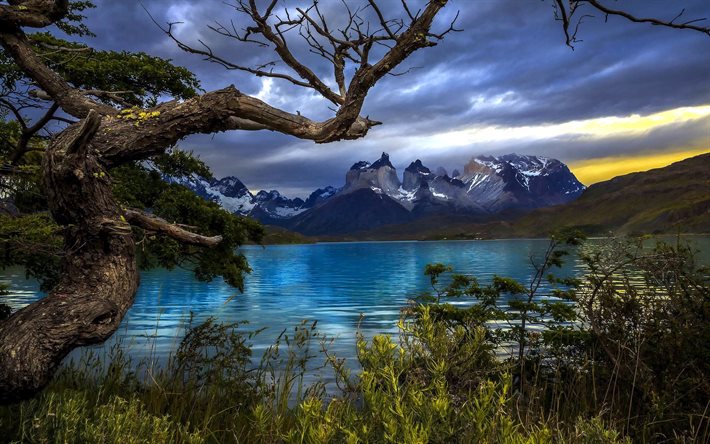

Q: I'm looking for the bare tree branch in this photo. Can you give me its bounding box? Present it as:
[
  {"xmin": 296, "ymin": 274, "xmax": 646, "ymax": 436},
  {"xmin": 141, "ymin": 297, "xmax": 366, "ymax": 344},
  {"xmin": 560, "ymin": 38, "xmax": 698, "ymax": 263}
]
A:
[
  {"xmin": 586, "ymin": 0, "xmax": 710, "ymax": 35},
  {"xmin": 554, "ymin": 0, "xmax": 710, "ymax": 48},
  {"xmin": 124, "ymin": 209, "xmax": 224, "ymax": 247}
]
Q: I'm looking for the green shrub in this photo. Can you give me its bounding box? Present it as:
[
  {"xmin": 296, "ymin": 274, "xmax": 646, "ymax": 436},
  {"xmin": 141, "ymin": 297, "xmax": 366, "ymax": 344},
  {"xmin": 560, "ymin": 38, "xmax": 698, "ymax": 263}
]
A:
[{"xmin": 12, "ymin": 391, "xmax": 204, "ymax": 444}]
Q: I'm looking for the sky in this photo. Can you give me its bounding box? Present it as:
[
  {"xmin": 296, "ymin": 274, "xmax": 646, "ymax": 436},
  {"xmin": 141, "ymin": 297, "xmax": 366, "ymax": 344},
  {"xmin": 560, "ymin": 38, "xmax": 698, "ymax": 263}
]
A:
[{"xmin": 76, "ymin": 0, "xmax": 710, "ymax": 197}]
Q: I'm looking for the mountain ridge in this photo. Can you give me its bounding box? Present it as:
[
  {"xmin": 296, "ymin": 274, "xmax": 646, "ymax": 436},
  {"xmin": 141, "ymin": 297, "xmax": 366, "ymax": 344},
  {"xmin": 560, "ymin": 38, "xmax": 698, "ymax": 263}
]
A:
[
  {"xmin": 174, "ymin": 152, "xmax": 586, "ymax": 235},
  {"xmin": 340, "ymin": 152, "xmax": 710, "ymax": 240}
]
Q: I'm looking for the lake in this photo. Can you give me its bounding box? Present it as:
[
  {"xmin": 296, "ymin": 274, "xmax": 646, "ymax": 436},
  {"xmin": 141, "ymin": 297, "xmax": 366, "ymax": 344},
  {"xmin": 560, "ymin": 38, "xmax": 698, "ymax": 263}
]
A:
[{"xmin": 3, "ymin": 237, "xmax": 709, "ymax": 363}]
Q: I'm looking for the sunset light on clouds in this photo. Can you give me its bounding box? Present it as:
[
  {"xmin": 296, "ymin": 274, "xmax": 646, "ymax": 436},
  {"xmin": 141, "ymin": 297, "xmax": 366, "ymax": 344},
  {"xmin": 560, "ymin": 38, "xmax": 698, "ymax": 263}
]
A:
[{"xmin": 569, "ymin": 147, "xmax": 710, "ymax": 185}]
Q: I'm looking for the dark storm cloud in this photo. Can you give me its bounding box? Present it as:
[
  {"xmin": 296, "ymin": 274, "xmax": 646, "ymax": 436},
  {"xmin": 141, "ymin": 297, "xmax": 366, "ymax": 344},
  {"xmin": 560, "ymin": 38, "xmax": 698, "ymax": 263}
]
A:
[{"xmin": 75, "ymin": 0, "xmax": 710, "ymax": 196}]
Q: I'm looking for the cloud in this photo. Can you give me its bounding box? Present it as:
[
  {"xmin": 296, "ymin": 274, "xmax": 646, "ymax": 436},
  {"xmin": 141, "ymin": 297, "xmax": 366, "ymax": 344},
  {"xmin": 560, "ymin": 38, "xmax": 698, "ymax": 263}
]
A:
[{"xmin": 74, "ymin": 0, "xmax": 710, "ymax": 197}]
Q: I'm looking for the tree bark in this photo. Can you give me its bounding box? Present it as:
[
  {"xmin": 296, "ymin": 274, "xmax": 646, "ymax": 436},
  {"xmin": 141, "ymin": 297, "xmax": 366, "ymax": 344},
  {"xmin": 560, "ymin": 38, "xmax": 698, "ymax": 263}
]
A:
[{"xmin": 0, "ymin": 112, "xmax": 140, "ymax": 403}]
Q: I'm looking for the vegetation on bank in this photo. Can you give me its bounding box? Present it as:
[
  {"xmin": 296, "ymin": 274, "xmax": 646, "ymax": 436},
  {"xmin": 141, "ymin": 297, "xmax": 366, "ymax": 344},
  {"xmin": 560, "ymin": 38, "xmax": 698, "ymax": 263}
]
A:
[
  {"xmin": 1, "ymin": 234, "xmax": 707, "ymax": 443},
  {"xmin": 258, "ymin": 226, "xmax": 317, "ymax": 245}
]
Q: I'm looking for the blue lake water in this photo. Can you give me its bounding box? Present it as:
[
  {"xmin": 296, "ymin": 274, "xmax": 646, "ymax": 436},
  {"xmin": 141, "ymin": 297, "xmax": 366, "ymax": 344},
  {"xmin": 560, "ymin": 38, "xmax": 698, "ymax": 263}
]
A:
[{"xmin": 3, "ymin": 237, "xmax": 709, "ymax": 363}]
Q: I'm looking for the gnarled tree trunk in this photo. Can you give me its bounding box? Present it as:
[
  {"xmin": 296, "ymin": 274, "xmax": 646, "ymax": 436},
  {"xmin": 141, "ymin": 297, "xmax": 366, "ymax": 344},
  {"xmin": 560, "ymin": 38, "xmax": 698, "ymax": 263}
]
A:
[{"xmin": 0, "ymin": 113, "xmax": 140, "ymax": 403}]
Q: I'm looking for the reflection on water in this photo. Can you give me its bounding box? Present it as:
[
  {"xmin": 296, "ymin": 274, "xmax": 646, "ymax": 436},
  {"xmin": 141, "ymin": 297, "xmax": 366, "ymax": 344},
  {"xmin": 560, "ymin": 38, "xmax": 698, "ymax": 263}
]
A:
[{"xmin": 2, "ymin": 237, "xmax": 709, "ymax": 363}]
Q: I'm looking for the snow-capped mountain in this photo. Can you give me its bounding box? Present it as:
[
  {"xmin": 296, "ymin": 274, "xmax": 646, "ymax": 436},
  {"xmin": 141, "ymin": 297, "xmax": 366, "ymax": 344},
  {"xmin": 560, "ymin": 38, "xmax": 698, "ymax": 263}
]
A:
[
  {"xmin": 343, "ymin": 153, "xmax": 401, "ymax": 197},
  {"xmin": 172, "ymin": 152, "xmax": 585, "ymax": 235},
  {"xmin": 460, "ymin": 154, "xmax": 586, "ymax": 211},
  {"xmin": 168, "ymin": 175, "xmax": 338, "ymax": 223},
  {"xmin": 328, "ymin": 152, "xmax": 584, "ymax": 213},
  {"xmin": 287, "ymin": 152, "xmax": 585, "ymax": 234}
]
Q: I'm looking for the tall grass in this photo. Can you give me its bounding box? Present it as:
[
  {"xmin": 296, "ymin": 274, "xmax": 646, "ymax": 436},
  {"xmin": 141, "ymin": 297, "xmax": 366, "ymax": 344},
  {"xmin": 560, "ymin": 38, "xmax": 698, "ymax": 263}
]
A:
[{"xmin": 1, "ymin": 311, "xmax": 632, "ymax": 443}]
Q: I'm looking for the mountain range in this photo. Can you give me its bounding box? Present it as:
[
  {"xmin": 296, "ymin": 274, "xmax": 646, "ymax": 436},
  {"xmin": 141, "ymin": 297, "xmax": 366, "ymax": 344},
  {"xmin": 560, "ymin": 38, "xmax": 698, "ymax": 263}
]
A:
[
  {"xmin": 346, "ymin": 152, "xmax": 710, "ymax": 240},
  {"xmin": 174, "ymin": 153, "xmax": 586, "ymax": 236}
]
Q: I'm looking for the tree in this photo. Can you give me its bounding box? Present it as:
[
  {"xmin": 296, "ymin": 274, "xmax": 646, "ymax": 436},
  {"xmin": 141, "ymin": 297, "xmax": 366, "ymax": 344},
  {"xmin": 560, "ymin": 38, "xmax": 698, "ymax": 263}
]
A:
[
  {"xmin": 0, "ymin": 12, "xmax": 230, "ymax": 287},
  {"xmin": 0, "ymin": 0, "xmax": 458, "ymax": 403},
  {"xmin": 0, "ymin": 5, "xmax": 259, "ymax": 323},
  {"xmin": 0, "ymin": 0, "xmax": 708, "ymax": 404}
]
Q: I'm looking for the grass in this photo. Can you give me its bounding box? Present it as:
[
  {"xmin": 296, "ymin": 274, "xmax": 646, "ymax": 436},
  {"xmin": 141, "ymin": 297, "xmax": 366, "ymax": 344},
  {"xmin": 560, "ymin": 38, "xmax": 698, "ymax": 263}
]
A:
[{"xmin": 0, "ymin": 313, "xmax": 636, "ymax": 444}]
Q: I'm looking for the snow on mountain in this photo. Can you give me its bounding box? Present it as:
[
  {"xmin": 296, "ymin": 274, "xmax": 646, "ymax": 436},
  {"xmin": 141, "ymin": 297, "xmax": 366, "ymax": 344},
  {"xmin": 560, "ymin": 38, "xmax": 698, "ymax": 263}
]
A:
[
  {"xmin": 343, "ymin": 152, "xmax": 401, "ymax": 197},
  {"xmin": 402, "ymin": 159, "xmax": 433, "ymax": 192},
  {"xmin": 461, "ymin": 154, "xmax": 586, "ymax": 210},
  {"xmin": 170, "ymin": 152, "xmax": 585, "ymax": 234},
  {"xmin": 332, "ymin": 152, "xmax": 585, "ymax": 214},
  {"xmin": 169, "ymin": 175, "xmax": 332, "ymax": 223},
  {"xmin": 302, "ymin": 186, "xmax": 339, "ymax": 209}
]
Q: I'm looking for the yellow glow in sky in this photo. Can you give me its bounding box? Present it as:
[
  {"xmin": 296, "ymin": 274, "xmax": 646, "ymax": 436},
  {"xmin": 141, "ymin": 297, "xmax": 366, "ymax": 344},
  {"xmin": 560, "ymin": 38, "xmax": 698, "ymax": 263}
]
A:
[
  {"xmin": 410, "ymin": 105, "xmax": 710, "ymax": 150},
  {"xmin": 566, "ymin": 106, "xmax": 710, "ymax": 135},
  {"xmin": 569, "ymin": 148, "xmax": 710, "ymax": 186}
]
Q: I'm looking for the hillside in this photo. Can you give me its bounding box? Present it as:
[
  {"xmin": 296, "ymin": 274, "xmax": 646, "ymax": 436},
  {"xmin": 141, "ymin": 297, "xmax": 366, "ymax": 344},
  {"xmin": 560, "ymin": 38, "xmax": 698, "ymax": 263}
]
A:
[{"xmin": 509, "ymin": 152, "xmax": 710, "ymax": 237}]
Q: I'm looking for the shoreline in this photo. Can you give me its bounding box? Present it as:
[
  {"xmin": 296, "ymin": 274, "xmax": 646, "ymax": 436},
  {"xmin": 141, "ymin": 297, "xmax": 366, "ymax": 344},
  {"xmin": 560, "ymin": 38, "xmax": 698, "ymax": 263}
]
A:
[{"xmin": 252, "ymin": 231, "xmax": 710, "ymax": 246}]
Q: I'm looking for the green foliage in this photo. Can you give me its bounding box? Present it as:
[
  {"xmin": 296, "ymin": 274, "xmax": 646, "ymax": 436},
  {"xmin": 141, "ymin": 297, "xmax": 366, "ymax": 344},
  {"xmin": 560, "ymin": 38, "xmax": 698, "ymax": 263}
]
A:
[
  {"xmin": 574, "ymin": 238, "xmax": 710, "ymax": 439},
  {"xmin": 111, "ymin": 151, "xmax": 264, "ymax": 290},
  {"xmin": 14, "ymin": 391, "xmax": 205, "ymax": 444},
  {"xmin": 416, "ymin": 230, "xmax": 587, "ymax": 369},
  {"xmin": 55, "ymin": 1, "xmax": 97, "ymax": 37},
  {"xmin": 0, "ymin": 120, "xmax": 48, "ymax": 213},
  {"xmin": 414, "ymin": 235, "xmax": 710, "ymax": 441},
  {"xmin": 0, "ymin": 312, "xmax": 632, "ymax": 443},
  {"xmin": 0, "ymin": 213, "xmax": 61, "ymax": 290},
  {"xmin": 2, "ymin": 120, "xmax": 262, "ymax": 290},
  {"xmin": 0, "ymin": 33, "xmax": 200, "ymax": 107},
  {"xmin": 152, "ymin": 148, "xmax": 213, "ymax": 181}
]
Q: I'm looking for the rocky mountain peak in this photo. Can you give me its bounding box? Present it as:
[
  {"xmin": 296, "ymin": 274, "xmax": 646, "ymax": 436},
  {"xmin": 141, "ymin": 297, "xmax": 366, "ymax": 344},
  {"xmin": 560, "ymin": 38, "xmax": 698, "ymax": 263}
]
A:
[
  {"xmin": 350, "ymin": 160, "xmax": 371, "ymax": 171},
  {"xmin": 370, "ymin": 152, "xmax": 394, "ymax": 169},
  {"xmin": 403, "ymin": 159, "xmax": 433, "ymax": 192},
  {"xmin": 405, "ymin": 159, "xmax": 431, "ymax": 174},
  {"xmin": 173, "ymin": 151, "xmax": 587, "ymax": 236},
  {"xmin": 303, "ymin": 186, "xmax": 339, "ymax": 209},
  {"xmin": 211, "ymin": 176, "xmax": 250, "ymax": 198},
  {"xmin": 460, "ymin": 154, "xmax": 585, "ymax": 211},
  {"xmin": 255, "ymin": 190, "xmax": 282, "ymax": 201},
  {"xmin": 344, "ymin": 152, "xmax": 401, "ymax": 195}
]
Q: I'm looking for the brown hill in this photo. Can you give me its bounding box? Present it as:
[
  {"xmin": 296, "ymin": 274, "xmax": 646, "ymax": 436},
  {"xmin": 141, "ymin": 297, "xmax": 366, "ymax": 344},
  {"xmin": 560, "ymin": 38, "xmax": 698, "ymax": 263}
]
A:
[{"xmin": 508, "ymin": 152, "xmax": 710, "ymax": 237}]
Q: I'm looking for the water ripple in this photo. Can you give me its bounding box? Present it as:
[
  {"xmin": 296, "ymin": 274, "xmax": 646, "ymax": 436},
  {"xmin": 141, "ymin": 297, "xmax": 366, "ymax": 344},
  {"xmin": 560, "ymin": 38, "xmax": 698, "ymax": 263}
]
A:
[{"xmin": 3, "ymin": 238, "xmax": 708, "ymax": 362}]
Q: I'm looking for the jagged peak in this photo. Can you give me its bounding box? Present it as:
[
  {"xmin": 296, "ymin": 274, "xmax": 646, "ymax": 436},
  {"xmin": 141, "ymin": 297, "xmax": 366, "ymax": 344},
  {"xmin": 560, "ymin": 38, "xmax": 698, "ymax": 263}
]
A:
[
  {"xmin": 212, "ymin": 175, "xmax": 247, "ymax": 188},
  {"xmin": 350, "ymin": 160, "xmax": 371, "ymax": 170},
  {"xmin": 256, "ymin": 189, "xmax": 282, "ymax": 200},
  {"xmin": 307, "ymin": 186, "xmax": 338, "ymax": 199},
  {"xmin": 405, "ymin": 159, "xmax": 431, "ymax": 174},
  {"xmin": 469, "ymin": 153, "xmax": 564, "ymax": 177},
  {"xmin": 370, "ymin": 152, "xmax": 394, "ymax": 169}
]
